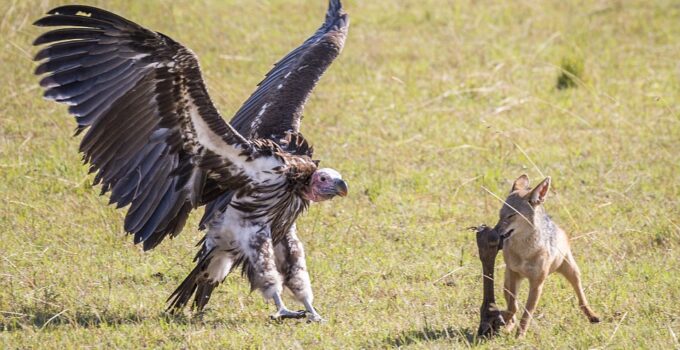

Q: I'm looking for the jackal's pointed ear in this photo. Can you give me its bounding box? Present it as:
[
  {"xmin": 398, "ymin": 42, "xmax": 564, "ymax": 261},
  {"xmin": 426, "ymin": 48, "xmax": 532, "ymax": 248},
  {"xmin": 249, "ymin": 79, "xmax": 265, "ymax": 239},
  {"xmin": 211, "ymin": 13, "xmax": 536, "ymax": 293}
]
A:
[
  {"xmin": 530, "ymin": 177, "xmax": 551, "ymax": 205},
  {"xmin": 511, "ymin": 174, "xmax": 530, "ymax": 193}
]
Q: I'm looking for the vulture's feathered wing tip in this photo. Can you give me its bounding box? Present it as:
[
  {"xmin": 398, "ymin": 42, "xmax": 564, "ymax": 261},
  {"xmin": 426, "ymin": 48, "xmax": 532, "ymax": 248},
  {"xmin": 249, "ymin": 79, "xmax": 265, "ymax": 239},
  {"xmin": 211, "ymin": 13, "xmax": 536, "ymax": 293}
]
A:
[
  {"xmin": 38, "ymin": 5, "xmax": 134, "ymax": 25},
  {"xmin": 328, "ymin": 0, "xmax": 343, "ymax": 15},
  {"xmin": 228, "ymin": 0, "xmax": 349, "ymax": 139},
  {"xmin": 32, "ymin": 5, "xmax": 139, "ymax": 47},
  {"xmin": 326, "ymin": 0, "xmax": 349, "ymax": 30},
  {"xmin": 329, "ymin": 0, "xmax": 346, "ymax": 13}
]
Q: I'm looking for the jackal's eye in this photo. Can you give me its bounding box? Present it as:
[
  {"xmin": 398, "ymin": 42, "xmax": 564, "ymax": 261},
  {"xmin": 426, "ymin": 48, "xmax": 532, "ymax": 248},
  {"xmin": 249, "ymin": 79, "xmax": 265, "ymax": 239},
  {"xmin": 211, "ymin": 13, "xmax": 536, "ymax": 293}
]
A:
[{"xmin": 506, "ymin": 213, "xmax": 517, "ymax": 219}]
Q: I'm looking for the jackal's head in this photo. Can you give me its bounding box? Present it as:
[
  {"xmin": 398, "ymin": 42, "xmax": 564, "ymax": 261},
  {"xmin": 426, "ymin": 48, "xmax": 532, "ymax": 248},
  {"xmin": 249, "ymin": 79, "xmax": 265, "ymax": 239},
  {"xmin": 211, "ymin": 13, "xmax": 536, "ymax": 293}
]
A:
[{"xmin": 493, "ymin": 174, "xmax": 551, "ymax": 238}]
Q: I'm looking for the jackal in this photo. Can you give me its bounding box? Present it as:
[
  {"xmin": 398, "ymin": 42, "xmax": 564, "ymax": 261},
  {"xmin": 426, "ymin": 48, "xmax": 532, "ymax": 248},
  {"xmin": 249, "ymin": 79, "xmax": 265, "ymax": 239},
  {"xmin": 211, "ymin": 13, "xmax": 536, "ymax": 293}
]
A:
[{"xmin": 492, "ymin": 175, "xmax": 600, "ymax": 337}]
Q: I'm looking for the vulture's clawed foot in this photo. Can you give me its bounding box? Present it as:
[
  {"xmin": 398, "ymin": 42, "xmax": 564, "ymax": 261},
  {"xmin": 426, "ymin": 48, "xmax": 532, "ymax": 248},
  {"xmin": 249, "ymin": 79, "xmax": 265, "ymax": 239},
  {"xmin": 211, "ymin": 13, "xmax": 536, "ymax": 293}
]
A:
[
  {"xmin": 306, "ymin": 312, "xmax": 325, "ymax": 323},
  {"xmin": 270, "ymin": 308, "xmax": 306, "ymax": 321}
]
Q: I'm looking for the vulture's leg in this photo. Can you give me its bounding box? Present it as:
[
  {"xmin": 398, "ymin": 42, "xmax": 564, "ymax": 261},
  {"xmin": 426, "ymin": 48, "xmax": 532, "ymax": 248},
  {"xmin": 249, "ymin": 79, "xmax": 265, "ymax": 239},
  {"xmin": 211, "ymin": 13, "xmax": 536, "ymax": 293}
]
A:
[
  {"xmin": 274, "ymin": 225, "xmax": 323, "ymax": 322},
  {"xmin": 243, "ymin": 227, "xmax": 304, "ymax": 320},
  {"xmin": 271, "ymin": 294, "xmax": 305, "ymax": 320}
]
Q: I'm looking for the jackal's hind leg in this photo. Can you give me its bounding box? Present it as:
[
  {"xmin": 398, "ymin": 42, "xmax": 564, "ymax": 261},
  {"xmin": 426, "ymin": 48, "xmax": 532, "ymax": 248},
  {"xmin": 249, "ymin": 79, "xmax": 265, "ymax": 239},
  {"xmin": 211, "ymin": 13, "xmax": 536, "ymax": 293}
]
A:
[{"xmin": 557, "ymin": 253, "xmax": 600, "ymax": 323}]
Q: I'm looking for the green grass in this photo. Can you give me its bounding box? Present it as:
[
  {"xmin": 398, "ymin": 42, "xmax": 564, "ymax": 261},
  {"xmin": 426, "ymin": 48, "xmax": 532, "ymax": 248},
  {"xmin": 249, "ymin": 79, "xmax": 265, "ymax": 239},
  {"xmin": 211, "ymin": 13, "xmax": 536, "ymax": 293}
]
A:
[{"xmin": 2, "ymin": 0, "xmax": 680, "ymax": 348}]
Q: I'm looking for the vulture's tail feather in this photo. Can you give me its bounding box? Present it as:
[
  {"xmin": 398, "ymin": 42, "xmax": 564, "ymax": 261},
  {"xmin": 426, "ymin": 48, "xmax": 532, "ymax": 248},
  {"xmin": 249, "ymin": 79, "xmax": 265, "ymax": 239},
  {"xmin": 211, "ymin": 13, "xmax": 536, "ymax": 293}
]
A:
[{"xmin": 166, "ymin": 248, "xmax": 219, "ymax": 313}]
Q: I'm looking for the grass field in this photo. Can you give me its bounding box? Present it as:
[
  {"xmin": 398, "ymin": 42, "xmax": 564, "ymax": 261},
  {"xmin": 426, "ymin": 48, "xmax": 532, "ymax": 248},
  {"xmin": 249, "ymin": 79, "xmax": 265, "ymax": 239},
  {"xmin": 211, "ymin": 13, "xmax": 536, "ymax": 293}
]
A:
[{"xmin": 2, "ymin": 0, "xmax": 680, "ymax": 348}]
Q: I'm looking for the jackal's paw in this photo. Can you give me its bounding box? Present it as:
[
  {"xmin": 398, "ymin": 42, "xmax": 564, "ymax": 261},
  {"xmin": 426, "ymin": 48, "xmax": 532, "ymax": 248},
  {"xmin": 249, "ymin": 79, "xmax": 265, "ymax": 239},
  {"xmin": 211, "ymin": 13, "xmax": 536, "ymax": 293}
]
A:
[
  {"xmin": 270, "ymin": 309, "xmax": 306, "ymax": 321},
  {"xmin": 589, "ymin": 315, "xmax": 601, "ymax": 324},
  {"xmin": 501, "ymin": 311, "xmax": 516, "ymax": 332}
]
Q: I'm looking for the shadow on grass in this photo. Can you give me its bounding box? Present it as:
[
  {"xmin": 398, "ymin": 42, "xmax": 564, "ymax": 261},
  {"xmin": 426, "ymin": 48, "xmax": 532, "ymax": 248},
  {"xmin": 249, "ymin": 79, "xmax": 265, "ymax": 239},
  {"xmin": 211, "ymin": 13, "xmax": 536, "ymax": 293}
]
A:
[
  {"xmin": 0, "ymin": 307, "xmax": 207, "ymax": 332},
  {"xmin": 384, "ymin": 325, "xmax": 477, "ymax": 347}
]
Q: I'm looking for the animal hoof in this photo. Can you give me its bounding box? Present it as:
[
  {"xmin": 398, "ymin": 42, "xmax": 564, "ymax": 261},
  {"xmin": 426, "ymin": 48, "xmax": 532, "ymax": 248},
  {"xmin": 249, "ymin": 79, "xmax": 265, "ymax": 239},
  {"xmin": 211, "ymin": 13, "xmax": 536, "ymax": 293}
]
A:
[
  {"xmin": 478, "ymin": 320, "xmax": 502, "ymax": 338},
  {"xmin": 589, "ymin": 315, "xmax": 601, "ymax": 324},
  {"xmin": 478, "ymin": 306, "xmax": 505, "ymax": 337}
]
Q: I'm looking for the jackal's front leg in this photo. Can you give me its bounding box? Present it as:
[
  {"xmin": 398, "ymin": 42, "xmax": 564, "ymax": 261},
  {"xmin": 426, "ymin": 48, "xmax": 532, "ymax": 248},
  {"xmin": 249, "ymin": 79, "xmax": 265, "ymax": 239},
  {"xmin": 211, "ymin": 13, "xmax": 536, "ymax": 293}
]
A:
[
  {"xmin": 502, "ymin": 269, "xmax": 522, "ymax": 332},
  {"xmin": 517, "ymin": 277, "xmax": 545, "ymax": 337},
  {"xmin": 275, "ymin": 225, "xmax": 323, "ymax": 322}
]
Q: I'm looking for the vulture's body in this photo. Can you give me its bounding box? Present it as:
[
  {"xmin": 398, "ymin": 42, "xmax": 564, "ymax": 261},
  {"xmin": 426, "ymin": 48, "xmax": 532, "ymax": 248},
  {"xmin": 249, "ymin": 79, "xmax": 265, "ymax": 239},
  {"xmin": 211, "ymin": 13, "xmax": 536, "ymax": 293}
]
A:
[{"xmin": 33, "ymin": 1, "xmax": 349, "ymax": 321}]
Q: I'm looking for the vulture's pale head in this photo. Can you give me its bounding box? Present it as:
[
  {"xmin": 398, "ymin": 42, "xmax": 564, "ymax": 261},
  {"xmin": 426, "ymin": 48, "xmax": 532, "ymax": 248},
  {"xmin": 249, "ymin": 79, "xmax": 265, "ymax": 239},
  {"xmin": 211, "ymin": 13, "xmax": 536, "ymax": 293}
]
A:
[{"xmin": 303, "ymin": 168, "xmax": 348, "ymax": 202}]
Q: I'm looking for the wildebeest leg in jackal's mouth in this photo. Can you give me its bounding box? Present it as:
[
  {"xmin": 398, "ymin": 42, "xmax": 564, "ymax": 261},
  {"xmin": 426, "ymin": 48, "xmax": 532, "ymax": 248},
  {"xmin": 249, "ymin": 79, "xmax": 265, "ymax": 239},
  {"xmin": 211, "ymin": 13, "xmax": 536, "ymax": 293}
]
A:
[{"xmin": 473, "ymin": 224, "xmax": 505, "ymax": 338}]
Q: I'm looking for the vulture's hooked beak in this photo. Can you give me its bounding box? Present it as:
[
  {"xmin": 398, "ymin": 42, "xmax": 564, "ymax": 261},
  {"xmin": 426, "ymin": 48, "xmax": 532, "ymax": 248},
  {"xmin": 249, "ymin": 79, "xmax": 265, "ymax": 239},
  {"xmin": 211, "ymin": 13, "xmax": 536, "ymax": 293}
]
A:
[{"xmin": 334, "ymin": 179, "xmax": 348, "ymax": 197}]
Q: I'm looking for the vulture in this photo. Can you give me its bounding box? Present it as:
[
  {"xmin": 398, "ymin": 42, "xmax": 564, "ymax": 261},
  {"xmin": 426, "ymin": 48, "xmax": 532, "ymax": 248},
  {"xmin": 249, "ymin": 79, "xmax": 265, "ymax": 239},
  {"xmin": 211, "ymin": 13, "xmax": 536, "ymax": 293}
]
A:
[{"xmin": 32, "ymin": 0, "xmax": 349, "ymax": 322}]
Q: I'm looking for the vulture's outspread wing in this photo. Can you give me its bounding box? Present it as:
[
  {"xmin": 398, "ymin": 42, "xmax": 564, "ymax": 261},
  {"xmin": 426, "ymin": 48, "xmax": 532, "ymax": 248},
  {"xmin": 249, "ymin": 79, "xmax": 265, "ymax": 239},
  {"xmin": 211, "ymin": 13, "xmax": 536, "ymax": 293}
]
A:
[
  {"xmin": 198, "ymin": 0, "xmax": 349, "ymax": 231},
  {"xmin": 33, "ymin": 5, "xmax": 271, "ymax": 250},
  {"xmin": 229, "ymin": 0, "xmax": 349, "ymax": 138}
]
